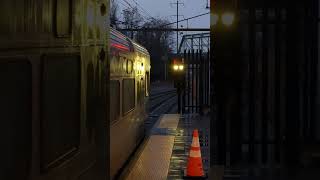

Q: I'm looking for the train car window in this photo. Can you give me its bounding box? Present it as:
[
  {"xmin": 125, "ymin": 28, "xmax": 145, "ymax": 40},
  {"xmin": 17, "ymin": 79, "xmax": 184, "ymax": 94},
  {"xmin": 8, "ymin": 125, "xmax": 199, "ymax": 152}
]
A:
[
  {"xmin": 121, "ymin": 57, "xmax": 126, "ymax": 72},
  {"xmin": 137, "ymin": 81, "xmax": 141, "ymax": 103},
  {"xmin": 110, "ymin": 56, "xmax": 118, "ymax": 73},
  {"xmin": 41, "ymin": 55, "xmax": 80, "ymax": 171},
  {"xmin": 137, "ymin": 79, "xmax": 145, "ymax": 104},
  {"xmin": 141, "ymin": 78, "xmax": 145, "ymax": 101},
  {"xmin": 110, "ymin": 80, "xmax": 120, "ymax": 123},
  {"xmin": 0, "ymin": 60, "xmax": 31, "ymax": 180},
  {"xmin": 56, "ymin": 0, "xmax": 72, "ymax": 37},
  {"xmin": 123, "ymin": 79, "xmax": 135, "ymax": 114},
  {"xmin": 145, "ymin": 72, "xmax": 150, "ymax": 97},
  {"xmin": 127, "ymin": 60, "xmax": 133, "ymax": 74},
  {"xmin": 119, "ymin": 56, "xmax": 126, "ymax": 72}
]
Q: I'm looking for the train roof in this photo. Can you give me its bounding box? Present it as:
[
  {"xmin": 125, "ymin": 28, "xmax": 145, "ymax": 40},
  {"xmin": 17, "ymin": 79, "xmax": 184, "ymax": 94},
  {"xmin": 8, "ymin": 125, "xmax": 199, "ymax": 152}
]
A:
[
  {"xmin": 110, "ymin": 27, "xmax": 149, "ymax": 56},
  {"xmin": 131, "ymin": 41, "xmax": 150, "ymax": 57},
  {"xmin": 110, "ymin": 27, "xmax": 132, "ymax": 51}
]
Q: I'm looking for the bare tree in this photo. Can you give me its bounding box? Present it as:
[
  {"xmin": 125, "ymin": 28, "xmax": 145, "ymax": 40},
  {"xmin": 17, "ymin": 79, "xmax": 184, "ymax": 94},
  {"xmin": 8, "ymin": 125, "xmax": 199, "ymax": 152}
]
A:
[
  {"xmin": 137, "ymin": 18, "xmax": 174, "ymax": 56},
  {"xmin": 110, "ymin": 0, "xmax": 119, "ymax": 27},
  {"xmin": 136, "ymin": 18, "xmax": 174, "ymax": 80},
  {"xmin": 122, "ymin": 7, "xmax": 144, "ymax": 39}
]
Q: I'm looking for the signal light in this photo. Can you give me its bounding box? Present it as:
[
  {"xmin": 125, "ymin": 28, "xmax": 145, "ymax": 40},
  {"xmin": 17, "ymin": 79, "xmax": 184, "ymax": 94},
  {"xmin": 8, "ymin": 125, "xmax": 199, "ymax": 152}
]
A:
[
  {"xmin": 179, "ymin": 65, "xmax": 184, "ymax": 71},
  {"xmin": 171, "ymin": 58, "xmax": 184, "ymax": 83},
  {"xmin": 173, "ymin": 65, "xmax": 179, "ymax": 71},
  {"xmin": 172, "ymin": 64, "xmax": 184, "ymax": 72},
  {"xmin": 172, "ymin": 58, "xmax": 184, "ymax": 72}
]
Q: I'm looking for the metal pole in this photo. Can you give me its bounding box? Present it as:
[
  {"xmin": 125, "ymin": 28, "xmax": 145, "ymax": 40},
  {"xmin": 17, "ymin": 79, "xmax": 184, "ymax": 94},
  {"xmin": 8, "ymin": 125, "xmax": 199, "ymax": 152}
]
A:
[
  {"xmin": 164, "ymin": 62, "xmax": 167, "ymax": 80},
  {"xmin": 248, "ymin": 7, "xmax": 256, "ymax": 164},
  {"xmin": 274, "ymin": 7, "xmax": 281, "ymax": 164},
  {"xmin": 261, "ymin": 7, "xmax": 268, "ymax": 164},
  {"xmin": 178, "ymin": 87, "xmax": 181, "ymax": 113},
  {"xmin": 183, "ymin": 50, "xmax": 187, "ymax": 114},
  {"xmin": 177, "ymin": 0, "xmax": 179, "ymax": 53}
]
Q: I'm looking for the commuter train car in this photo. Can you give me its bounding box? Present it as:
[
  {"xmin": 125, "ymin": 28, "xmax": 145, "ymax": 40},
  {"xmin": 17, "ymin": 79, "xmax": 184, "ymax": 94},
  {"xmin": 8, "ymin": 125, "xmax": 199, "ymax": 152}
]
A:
[
  {"xmin": 109, "ymin": 28, "xmax": 150, "ymax": 179},
  {"xmin": 0, "ymin": 0, "xmax": 110, "ymax": 180}
]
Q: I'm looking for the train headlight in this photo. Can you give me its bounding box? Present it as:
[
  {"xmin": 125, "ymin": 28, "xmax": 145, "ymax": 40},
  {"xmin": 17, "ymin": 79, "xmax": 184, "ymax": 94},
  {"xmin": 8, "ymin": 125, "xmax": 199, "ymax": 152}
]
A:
[
  {"xmin": 173, "ymin": 65, "xmax": 179, "ymax": 71},
  {"xmin": 222, "ymin": 12, "xmax": 235, "ymax": 26},
  {"xmin": 179, "ymin": 65, "xmax": 184, "ymax": 71}
]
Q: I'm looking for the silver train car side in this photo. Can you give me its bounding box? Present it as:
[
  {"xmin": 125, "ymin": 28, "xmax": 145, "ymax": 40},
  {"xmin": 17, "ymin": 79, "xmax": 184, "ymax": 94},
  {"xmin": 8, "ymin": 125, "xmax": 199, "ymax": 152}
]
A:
[
  {"xmin": 0, "ymin": 1, "xmax": 149, "ymax": 179},
  {"xmin": 0, "ymin": 0, "xmax": 110, "ymax": 180},
  {"xmin": 109, "ymin": 28, "xmax": 150, "ymax": 179}
]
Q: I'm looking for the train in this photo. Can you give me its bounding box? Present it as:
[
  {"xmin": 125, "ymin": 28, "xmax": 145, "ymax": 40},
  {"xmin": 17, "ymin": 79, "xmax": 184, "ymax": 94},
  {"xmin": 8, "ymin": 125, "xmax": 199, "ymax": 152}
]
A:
[
  {"xmin": 0, "ymin": 0, "xmax": 150, "ymax": 180},
  {"xmin": 109, "ymin": 28, "xmax": 150, "ymax": 178}
]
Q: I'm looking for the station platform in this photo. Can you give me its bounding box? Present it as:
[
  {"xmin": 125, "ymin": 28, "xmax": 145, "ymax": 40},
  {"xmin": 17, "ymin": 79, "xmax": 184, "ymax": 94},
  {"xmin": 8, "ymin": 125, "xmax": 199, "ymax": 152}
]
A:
[
  {"xmin": 121, "ymin": 114, "xmax": 210, "ymax": 180},
  {"xmin": 118, "ymin": 113, "xmax": 320, "ymax": 180}
]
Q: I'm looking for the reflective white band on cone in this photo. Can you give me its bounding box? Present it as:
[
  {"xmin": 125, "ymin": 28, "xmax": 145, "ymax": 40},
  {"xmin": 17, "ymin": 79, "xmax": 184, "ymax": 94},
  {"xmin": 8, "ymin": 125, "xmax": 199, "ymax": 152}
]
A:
[
  {"xmin": 189, "ymin": 149, "xmax": 201, "ymax": 157},
  {"xmin": 191, "ymin": 137, "xmax": 200, "ymax": 147}
]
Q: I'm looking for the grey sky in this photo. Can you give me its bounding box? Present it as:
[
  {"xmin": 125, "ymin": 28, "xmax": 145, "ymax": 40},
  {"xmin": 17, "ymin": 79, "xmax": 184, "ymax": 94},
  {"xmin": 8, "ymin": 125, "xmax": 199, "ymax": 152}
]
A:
[
  {"xmin": 117, "ymin": 0, "xmax": 210, "ymax": 52},
  {"xmin": 135, "ymin": 0, "xmax": 210, "ymax": 28}
]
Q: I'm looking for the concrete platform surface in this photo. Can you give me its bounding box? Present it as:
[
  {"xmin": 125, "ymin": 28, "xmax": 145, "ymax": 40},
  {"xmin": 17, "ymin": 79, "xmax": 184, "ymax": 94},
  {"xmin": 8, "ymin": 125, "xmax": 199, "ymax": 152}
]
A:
[{"xmin": 123, "ymin": 114, "xmax": 210, "ymax": 180}]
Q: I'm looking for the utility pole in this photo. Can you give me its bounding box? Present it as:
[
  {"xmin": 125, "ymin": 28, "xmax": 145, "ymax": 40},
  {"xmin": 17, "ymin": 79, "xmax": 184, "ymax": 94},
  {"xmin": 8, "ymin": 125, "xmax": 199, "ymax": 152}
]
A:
[
  {"xmin": 170, "ymin": 1, "xmax": 184, "ymax": 53},
  {"xmin": 176, "ymin": 0, "xmax": 179, "ymax": 52}
]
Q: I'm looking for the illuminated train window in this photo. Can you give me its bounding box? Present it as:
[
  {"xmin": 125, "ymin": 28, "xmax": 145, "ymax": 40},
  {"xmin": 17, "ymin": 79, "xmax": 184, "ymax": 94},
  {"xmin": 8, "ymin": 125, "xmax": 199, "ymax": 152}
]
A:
[
  {"xmin": 137, "ymin": 81, "xmax": 141, "ymax": 103},
  {"xmin": 141, "ymin": 78, "xmax": 145, "ymax": 100},
  {"xmin": 127, "ymin": 60, "xmax": 133, "ymax": 74},
  {"xmin": 122, "ymin": 79, "xmax": 135, "ymax": 114},
  {"xmin": 41, "ymin": 55, "xmax": 80, "ymax": 171},
  {"xmin": 121, "ymin": 57, "xmax": 126, "ymax": 72},
  {"xmin": 145, "ymin": 72, "xmax": 150, "ymax": 97},
  {"xmin": 110, "ymin": 80, "xmax": 120, "ymax": 123},
  {"xmin": 137, "ymin": 79, "xmax": 145, "ymax": 104},
  {"xmin": 0, "ymin": 59, "xmax": 31, "ymax": 180}
]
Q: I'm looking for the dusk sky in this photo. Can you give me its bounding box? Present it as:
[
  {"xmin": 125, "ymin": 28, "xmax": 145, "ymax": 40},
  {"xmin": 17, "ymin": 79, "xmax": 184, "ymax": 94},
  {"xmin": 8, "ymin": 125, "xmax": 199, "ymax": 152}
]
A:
[
  {"xmin": 117, "ymin": 0, "xmax": 210, "ymax": 51},
  {"xmin": 135, "ymin": 0, "xmax": 210, "ymax": 28}
]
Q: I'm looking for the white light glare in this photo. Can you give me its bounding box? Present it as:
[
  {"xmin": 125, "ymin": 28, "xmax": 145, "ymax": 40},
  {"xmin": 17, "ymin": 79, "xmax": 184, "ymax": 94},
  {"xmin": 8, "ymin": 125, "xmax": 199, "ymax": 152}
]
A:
[
  {"xmin": 179, "ymin": 65, "xmax": 184, "ymax": 70},
  {"xmin": 222, "ymin": 12, "xmax": 235, "ymax": 26},
  {"xmin": 173, "ymin": 65, "xmax": 179, "ymax": 71}
]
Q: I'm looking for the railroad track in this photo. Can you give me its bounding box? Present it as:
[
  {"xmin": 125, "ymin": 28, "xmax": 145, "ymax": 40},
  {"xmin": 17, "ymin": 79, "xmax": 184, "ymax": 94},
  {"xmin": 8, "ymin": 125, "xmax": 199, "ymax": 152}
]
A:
[
  {"xmin": 145, "ymin": 89, "xmax": 178, "ymax": 132},
  {"xmin": 148, "ymin": 93, "xmax": 176, "ymax": 113},
  {"xmin": 149, "ymin": 90, "xmax": 176, "ymax": 101}
]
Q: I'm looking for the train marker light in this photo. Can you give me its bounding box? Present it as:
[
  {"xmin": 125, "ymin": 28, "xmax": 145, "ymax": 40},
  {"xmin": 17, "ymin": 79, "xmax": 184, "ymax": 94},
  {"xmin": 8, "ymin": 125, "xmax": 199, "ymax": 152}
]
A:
[{"xmin": 222, "ymin": 12, "xmax": 235, "ymax": 26}]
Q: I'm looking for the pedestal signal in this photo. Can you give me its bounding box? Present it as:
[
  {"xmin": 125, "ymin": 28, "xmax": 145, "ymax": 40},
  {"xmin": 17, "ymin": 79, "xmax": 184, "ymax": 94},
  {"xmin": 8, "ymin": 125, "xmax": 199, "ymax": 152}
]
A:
[
  {"xmin": 171, "ymin": 58, "xmax": 185, "ymax": 81},
  {"xmin": 170, "ymin": 57, "xmax": 185, "ymax": 113}
]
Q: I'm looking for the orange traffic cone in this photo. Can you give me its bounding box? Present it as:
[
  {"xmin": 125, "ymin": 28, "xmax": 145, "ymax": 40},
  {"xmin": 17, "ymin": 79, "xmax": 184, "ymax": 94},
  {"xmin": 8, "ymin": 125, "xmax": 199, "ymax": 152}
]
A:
[{"xmin": 183, "ymin": 129, "xmax": 207, "ymax": 179}]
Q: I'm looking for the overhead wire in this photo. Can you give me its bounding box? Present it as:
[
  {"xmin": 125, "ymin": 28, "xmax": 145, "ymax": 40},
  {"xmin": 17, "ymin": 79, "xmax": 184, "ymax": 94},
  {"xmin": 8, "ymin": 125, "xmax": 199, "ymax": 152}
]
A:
[
  {"xmin": 122, "ymin": 0, "xmax": 135, "ymax": 9},
  {"xmin": 136, "ymin": 12, "xmax": 209, "ymax": 28},
  {"xmin": 120, "ymin": 0, "xmax": 153, "ymax": 26},
  {"xmin": 115, "ymin": 20, "xmax": 141, "ymax": 29},
  {"xmin": 129, "ymin": 0, "xmax": 155, "ymax": 20},
  {"xmin": 118, "ymin": 1, "xmax": 131, "ymax": 10},
  {"xmin": 118, "ymin": 0, "xmax": 144, "ymax": 28},
  {"xmin": 117, "ymin": 1, "xmax": 209, "ymax": 31},
  {"xmin": 159, "ymin": 12, "xmax": 209, "ymax": 27},
  {"xmin": 117, "ymin": 12, "xmax": 209, "ymax": 30}
]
